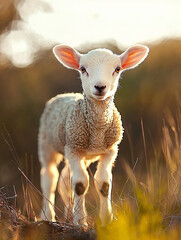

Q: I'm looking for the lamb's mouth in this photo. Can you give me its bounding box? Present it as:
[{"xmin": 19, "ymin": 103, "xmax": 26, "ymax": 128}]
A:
[{"xmin": 92, "ymin": 92, "xmax": 107, "ymax": 100}]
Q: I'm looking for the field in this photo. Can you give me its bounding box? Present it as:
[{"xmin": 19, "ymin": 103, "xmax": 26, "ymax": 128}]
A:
[
  {"xmin": 1, "ymin": 106, "xmax": 181, "ymax": 239},
  {"xmin": 1, "ymin": 39, "xmax": 181, "ymax": 239},
  {"xmin": 1, "ymin": 1, "xmax": 181, "ymax": 239}
]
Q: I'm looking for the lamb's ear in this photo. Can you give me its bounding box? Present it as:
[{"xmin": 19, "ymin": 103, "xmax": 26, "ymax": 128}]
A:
[
  {"xmin": 53, "ymin": 45, "xmax": 82, "ymax": 70},
  {"xmin": 120, "ymin": 45, "xmax": 149, "ymax": 70}
]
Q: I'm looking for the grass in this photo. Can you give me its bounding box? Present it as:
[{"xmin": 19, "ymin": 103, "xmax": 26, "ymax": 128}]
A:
[
  {"xmin": 98, "ymin": 107, "xmax": 181, "ymax": 239},
  {"xmin": 0, "ymin": 107, "xmax": 181, "ymax": 239}
]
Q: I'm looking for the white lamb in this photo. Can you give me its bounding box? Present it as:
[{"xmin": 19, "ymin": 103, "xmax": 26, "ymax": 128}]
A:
[{"xmin": 38, "ymin": 44, "xmax": 149, "ymax": 226}]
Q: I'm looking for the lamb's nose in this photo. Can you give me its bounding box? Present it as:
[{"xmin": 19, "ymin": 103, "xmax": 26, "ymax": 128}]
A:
[{"xmin": 94, "ymin": 85, "xmax": 106, "ymax": 93}]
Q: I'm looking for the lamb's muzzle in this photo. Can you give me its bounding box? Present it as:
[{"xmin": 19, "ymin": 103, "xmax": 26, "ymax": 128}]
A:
[{"xmin": 38, "ymin": 43, "xmax": 149, "ymax": 226}]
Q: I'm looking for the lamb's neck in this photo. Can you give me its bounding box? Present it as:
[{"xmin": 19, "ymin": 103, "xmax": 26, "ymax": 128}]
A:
[{"xmin": 83, "ymin": 95, "xmax": 115, "ymax": 127}]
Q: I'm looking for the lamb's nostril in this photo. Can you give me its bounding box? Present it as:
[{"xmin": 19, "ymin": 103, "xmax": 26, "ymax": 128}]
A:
[{"xmin": 94, "ymin": 85, "xmax": 106, "ymax": 93}]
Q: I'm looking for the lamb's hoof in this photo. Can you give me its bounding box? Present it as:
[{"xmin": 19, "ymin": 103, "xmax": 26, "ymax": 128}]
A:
[
  {"xmin": 41, "ymin": 211, "xmax": 56, "ymax": 222},
  {"xmin": 101, "ymin": 213, "xmax": 113, "ymax": 227}
]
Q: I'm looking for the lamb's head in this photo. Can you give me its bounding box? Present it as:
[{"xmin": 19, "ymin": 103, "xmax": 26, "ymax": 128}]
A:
[{"xmin": 53, "ymin": 44, "xmax": 149, "ymax": 101}]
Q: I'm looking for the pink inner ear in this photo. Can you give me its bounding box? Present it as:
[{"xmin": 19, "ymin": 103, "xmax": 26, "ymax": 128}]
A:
[
  {"xmin": 122, "ymin": 49, "xmax": 147, "ymax": 69},
  {"xmin": 122, "ymin": 52, "xmax": 138, "ymax": 68},
  {"xmin": 58, "ymin": 49, "xmax": 79, "ymax": 69}
]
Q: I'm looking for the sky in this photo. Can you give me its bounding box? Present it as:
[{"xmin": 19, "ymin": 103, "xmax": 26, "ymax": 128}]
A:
[{"xmin": 0, "ymin": 0, "xmax": 181, "ymax": 67}]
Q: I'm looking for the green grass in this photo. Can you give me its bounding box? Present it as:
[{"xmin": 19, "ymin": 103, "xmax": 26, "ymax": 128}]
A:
[
  {"xmin": 97, "ymin": 108, "xmax": 181, "ymax": 239},
  {"xmin": 1, "ymin": 108, "xmax": 181, "ymax": 239},
  {"xmin": 97, "ymin": 188, "xmax": 181, "ymax": 240}
]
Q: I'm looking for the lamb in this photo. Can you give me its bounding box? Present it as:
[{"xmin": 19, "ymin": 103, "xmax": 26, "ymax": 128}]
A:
[{"xmin": 38, "ymin": 44, "xmax": 149, "ymax": 226}]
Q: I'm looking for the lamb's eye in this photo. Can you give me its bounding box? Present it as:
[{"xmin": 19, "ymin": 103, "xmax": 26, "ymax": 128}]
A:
[
  {"xmin": 115, "ymin": 66, "xmax": 121, "ymax": 73},
  {"xmin": 80, "ymin": 66, "xmax": 86, "ymax": 73}
]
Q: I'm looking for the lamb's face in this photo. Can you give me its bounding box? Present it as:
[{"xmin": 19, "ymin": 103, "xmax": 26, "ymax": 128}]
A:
[
  {"xmin": 79, "ymin": 49, "xmax": 121, "ymax": 101},
  {"xmin": 53, "ymin": 44, "xmax": 149, "ymax": 101}
]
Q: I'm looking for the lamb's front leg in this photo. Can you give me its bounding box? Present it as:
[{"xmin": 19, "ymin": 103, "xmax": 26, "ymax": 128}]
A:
[
  {"xmin": 94, "ymin": 146, "xmax": 118, "ymax": 226},
  {"xmin": 65, "ymin": 147, "xmax": 89, "ymax": 225}
]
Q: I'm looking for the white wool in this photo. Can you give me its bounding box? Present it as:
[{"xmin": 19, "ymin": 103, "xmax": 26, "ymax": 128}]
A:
[{"xmin": 38, "ymin": 44, "xmax": 149, "ymax": 226}]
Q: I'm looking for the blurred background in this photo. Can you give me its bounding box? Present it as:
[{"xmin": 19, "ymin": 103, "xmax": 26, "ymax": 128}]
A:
[{"xmin": 0, "ymin": 0, "xmax": 181, "ymax": 219}]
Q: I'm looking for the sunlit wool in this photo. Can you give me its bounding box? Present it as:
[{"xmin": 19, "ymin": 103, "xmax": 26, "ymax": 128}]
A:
[{"xmin": 38, "ymin": 44, "xmax": 149, "ymax": 226}]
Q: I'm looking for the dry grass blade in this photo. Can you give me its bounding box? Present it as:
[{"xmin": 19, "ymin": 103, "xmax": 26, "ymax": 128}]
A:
[{"xmin": 141, "ymin": 118, "xmax": 148, "ymax": 170}]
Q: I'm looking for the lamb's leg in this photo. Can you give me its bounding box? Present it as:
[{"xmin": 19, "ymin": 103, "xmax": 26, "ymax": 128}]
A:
[
  {"xmin": 58, "ymin": 160, "xmax": 73, "ymax": 222},
  {"xmin": 39, "ymin": 143, "xmax": 62, "ymax": 221},
  {"xmin": 94, "ymin": 146, "xmax": 118, "ymax": 226},
  {"xmin": 65, "ymin": 147, "xmax": 89, "ymax": 225}
]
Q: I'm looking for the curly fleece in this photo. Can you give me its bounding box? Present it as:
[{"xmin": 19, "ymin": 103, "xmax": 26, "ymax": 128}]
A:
[{"xmin": 38, "ymin": 92, "xmax": 123, "ymax": 160}]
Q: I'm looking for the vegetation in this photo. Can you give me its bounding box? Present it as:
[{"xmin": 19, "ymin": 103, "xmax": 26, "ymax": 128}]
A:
[
  {"xmin": 98, "ymin": 108, "xmax": 181, "ymax": 239},
  {"xmin": 1, "ymin": 107, "xmax": 181, "ymax": 239},
  {"xmin": 0, "ymin": 0, "xmax": 181, "ymax": 239}
]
